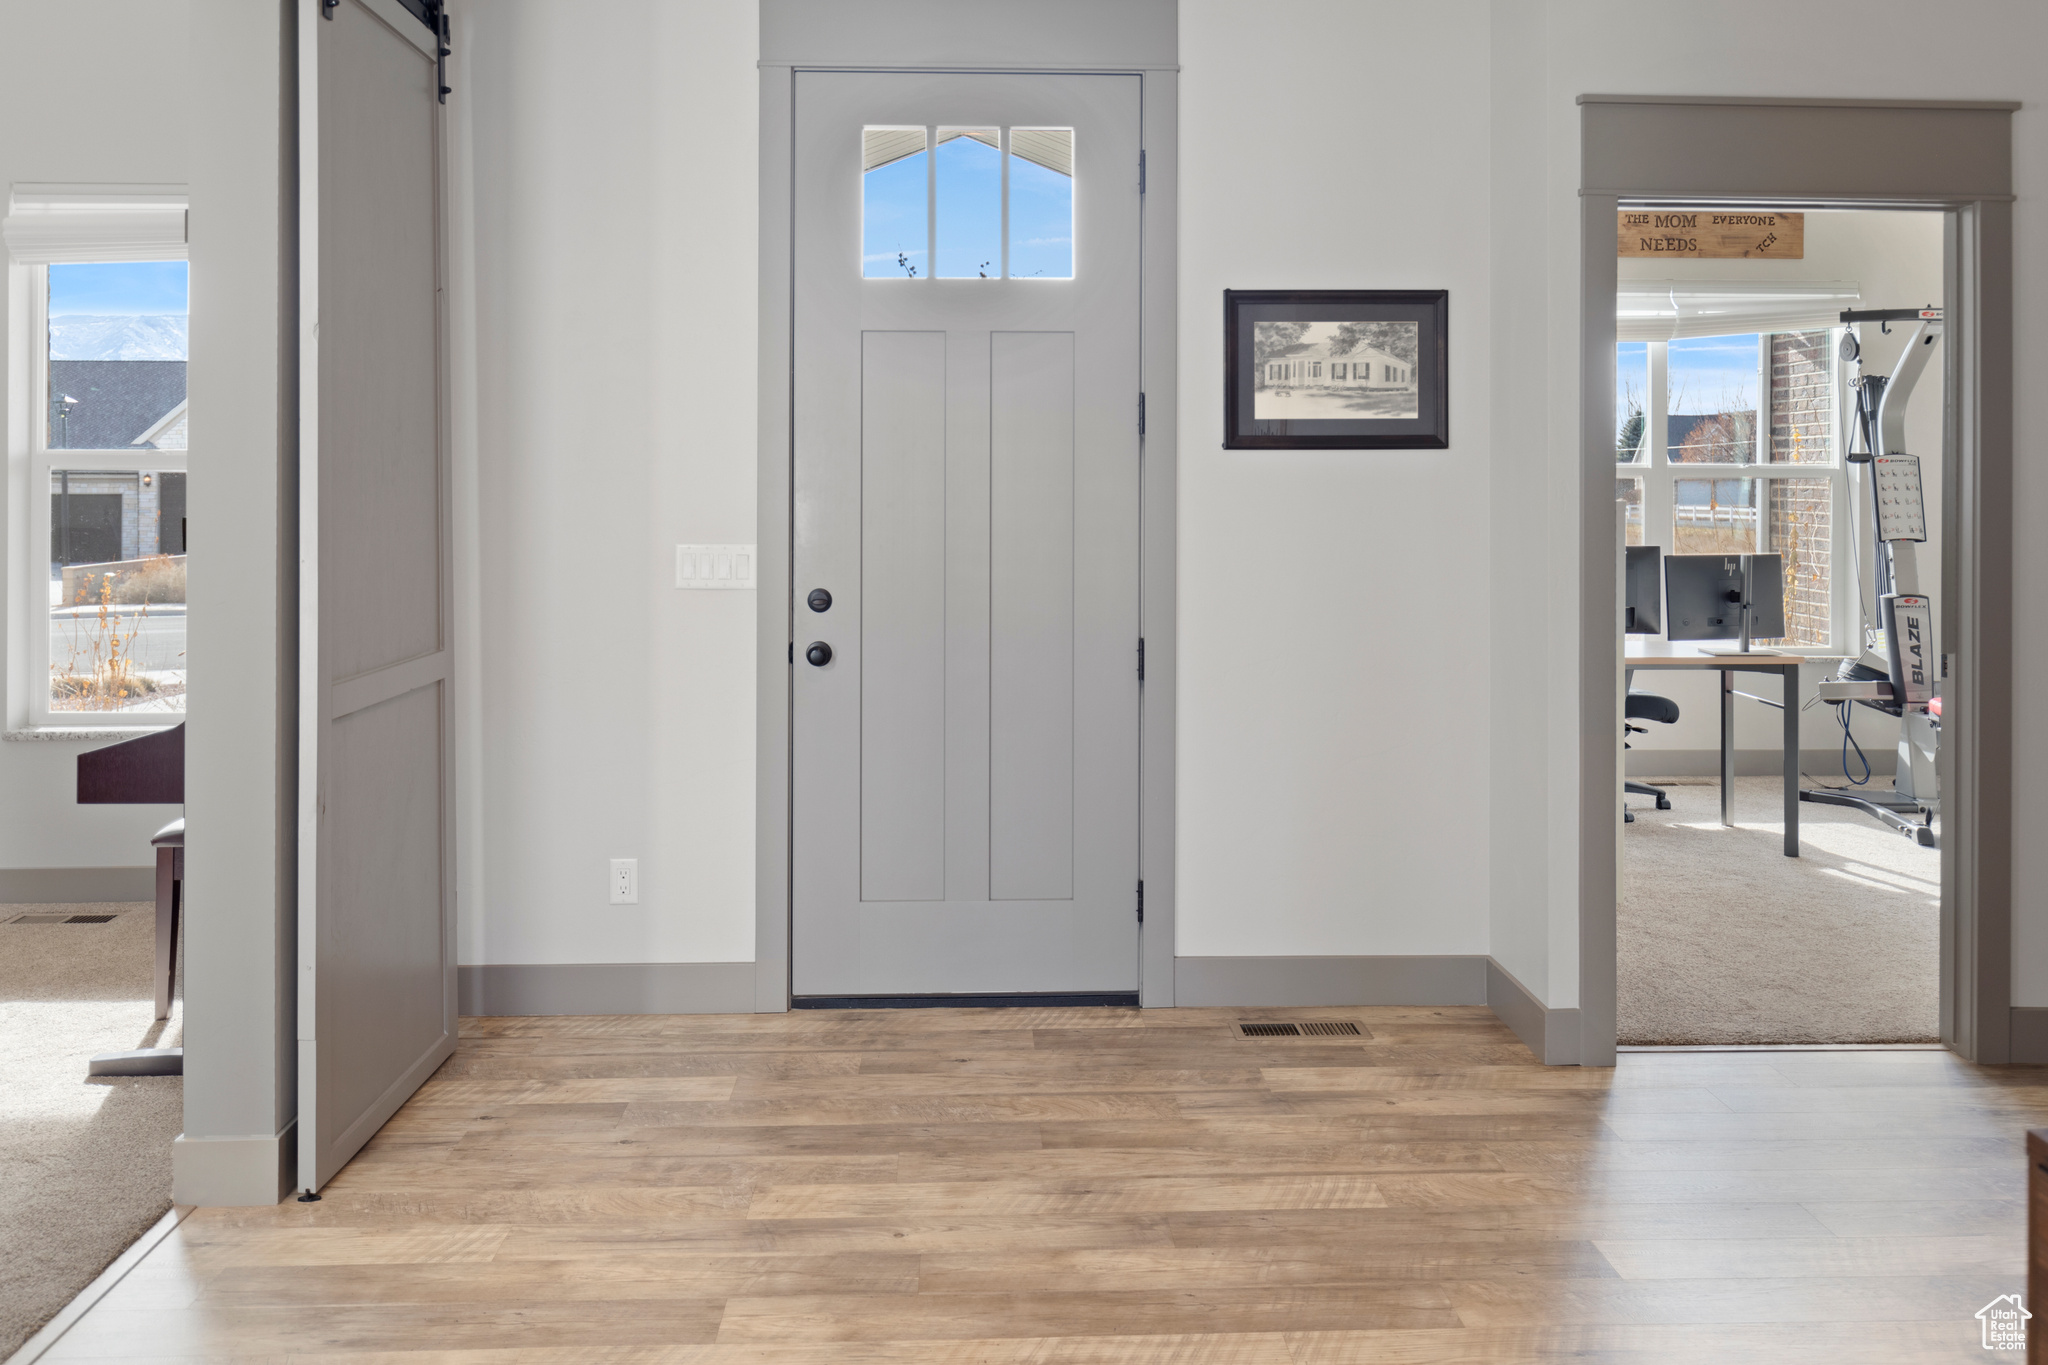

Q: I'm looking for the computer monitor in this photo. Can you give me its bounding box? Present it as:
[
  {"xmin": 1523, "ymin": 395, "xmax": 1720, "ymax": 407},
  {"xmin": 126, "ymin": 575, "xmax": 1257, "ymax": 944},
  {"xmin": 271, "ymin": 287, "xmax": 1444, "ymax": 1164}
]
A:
[
  {"xmin": 1664, "ymin": 553, "xmax": 1785, "ymax": 645},
  {"xmin": 1624, "ymin": 545, "xmax": 1663, "ymax": 634}
]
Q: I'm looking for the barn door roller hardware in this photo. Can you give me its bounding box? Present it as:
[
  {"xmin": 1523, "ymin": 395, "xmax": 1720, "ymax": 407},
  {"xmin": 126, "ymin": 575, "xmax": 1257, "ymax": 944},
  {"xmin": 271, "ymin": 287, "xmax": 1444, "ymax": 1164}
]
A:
[{"xmin": 324, "ymin": 0, "xmax": 454, "ymax": 104}]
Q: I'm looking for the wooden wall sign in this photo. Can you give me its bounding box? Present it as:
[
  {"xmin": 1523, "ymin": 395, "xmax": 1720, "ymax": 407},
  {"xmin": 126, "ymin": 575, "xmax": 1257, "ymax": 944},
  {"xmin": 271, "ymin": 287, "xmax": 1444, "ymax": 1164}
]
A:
[{"xmin": 1617, "ymin": 210, "xmax": 1804, "ymax": 259}]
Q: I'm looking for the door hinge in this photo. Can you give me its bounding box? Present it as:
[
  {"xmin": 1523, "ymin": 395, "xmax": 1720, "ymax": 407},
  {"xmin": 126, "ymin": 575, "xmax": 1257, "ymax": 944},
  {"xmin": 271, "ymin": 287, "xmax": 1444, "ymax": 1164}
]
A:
[
  {"xmin": 1138, "ymin": 392, "xmax": 1146, "ymax": 436},
  {"xmin": 1137, "ymin": 879, "xmax": 1145, "ymax": 923},
  {"xmin": 1137, "ymin": 637, "xmax": 1145, "ymax": 683},
  {"xmin": 788, "ymin": 641, "xmax": 793, "ymax": 665},
  {"xmin": 1139, "ymin": 150, "xmax": 1146, "ymax": 194}
]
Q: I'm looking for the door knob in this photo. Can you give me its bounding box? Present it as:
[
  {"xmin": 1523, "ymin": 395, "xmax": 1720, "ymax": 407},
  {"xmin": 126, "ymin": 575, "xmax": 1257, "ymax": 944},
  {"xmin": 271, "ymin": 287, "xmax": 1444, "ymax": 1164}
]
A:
[
  {"xmin": 805, "ymin": 641, "xmax": 833, "ymax": 667},
  {"xmin": 807, "ymin": 588, "xmax": 833, "ymax": 612}
]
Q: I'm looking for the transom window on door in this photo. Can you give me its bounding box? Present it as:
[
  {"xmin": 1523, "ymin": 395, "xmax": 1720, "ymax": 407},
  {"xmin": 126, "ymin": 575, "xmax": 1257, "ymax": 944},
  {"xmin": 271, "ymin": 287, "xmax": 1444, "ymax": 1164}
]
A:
[
  {"xmin": 1615, "ymin": 328, "xmax": 1847, "ymax": 650},
  {"xmin": 861, "ymin": 126, "xmax": 1074, "ymax": 280}
]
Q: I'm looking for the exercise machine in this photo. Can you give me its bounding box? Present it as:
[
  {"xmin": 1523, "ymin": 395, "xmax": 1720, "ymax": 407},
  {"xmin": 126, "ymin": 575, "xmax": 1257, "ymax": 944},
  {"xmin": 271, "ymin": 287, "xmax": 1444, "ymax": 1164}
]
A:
[{"xmin": 1800, "ymin": 306, "xmax": 1941, "ymax": 848}]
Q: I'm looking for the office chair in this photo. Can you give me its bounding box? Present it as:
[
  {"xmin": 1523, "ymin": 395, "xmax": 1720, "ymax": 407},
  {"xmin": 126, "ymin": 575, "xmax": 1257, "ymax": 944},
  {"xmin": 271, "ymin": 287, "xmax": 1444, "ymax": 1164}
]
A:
[{"xmin": 1624, "ymin": 691, "xmax": 1679, "ymax": 822}]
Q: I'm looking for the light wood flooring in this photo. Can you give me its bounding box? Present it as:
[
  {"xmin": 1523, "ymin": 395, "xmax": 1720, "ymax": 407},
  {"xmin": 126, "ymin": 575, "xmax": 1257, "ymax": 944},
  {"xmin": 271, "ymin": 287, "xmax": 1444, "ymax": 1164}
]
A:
[{"xmin": 36, "ymin": 1006, "xmax": 2048, "ymax": 1362}]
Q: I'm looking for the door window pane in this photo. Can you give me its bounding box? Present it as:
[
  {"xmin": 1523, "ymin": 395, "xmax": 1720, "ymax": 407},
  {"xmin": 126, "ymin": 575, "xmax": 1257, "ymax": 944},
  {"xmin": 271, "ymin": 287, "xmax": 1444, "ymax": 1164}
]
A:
[
  {"xmin": 50, "ymin": 470, "xmax": 186, "ymax": 713},
  {"xmin": 862, "ymin": 128, "xmax": 927, "ymax": 278},
  {"xmin": 934, "ymin": 129, "xmax": 1000, "ymax": 278},
  {"xmin": 1667, "ymin": 334, "xmax": 1758, "ymax": 464},
  {"xmin": 46, "ymin": 260, "xmax": 187, "ymax": 450},
  {"xmin": 1617, "ymin": 340, "xmax": 1647, "ymax": 462},
  {"xmin": 1008, "ymin": 128, "xmax": 1073, "ymax": 279},
  {"xmin": 1673, "ymin": 477, "xmax": 1759, "ymax": 555}
]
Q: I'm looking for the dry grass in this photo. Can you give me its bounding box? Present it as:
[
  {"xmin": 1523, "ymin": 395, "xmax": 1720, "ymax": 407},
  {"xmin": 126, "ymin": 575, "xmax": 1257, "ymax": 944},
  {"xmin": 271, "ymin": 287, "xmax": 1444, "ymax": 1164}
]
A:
[
  {"xmin": 51, "ymin": 573, "xmax": 157, "ymax": 710},
  {"xmin": 110, "ymin": 555, "xmax": 185, "ymax": 605}
]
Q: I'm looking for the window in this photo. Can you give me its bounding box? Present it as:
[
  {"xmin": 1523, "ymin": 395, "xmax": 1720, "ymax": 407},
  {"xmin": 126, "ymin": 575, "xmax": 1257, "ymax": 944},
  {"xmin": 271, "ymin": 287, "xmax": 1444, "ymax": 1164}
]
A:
[
  {"xmin": 1007, "ymin": 128, "xmax": 1073, "ymax": 279},
  {"xmin": 1310, "ymin": 362, "xmax": 1322, "ymax": 379},
  {"xmin": 5, "ymin": 188, "xmax": 190, "ymax": 727},
  {"xmin": 862, "ymin": 128, "xmax": 927, "ymax": 278},
  {"xmin": 1618, "ymin": 329, "xmax": 1846, "ymax": 648},
  {"xmin": 935, "ymin": 129, "xmax": 999, "ymax": 278},
  {"xmin": 862, "ymin": 125, "xmax": 1074, "ymax": 280},
  {"xmin": 1332, "ymin": 363, "xmax": 1346, "ymax": 380}
]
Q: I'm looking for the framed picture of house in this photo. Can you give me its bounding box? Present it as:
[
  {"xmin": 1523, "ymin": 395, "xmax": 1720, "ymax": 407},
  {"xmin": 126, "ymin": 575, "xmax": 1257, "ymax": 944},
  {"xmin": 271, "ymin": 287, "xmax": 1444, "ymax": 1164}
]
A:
[{"xmin": 1223, "ymin": 289, "xmax": 1448, "ymax": 449}]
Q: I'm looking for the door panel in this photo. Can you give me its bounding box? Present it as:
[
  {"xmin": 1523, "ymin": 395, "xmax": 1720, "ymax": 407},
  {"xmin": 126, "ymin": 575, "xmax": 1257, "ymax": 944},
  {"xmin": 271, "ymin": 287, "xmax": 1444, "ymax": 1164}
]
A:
[
  {"xmin": 297, "ymin": 0, "xmax": 455, "ymax": 1193},
  {"xmin": 791, "ymin": 71, "xmax": 1141, "ymax": 998},
  {"xmin": 317, "ymin": 685, "xmax": 445, "ymax": 1137},
  {"xmin": 989, "ymin": 330, "xmax": 1076, "ymax": 902},
  {"xmin": 860, "ymin": 330, "xmax": 948, "ymax": 903}
]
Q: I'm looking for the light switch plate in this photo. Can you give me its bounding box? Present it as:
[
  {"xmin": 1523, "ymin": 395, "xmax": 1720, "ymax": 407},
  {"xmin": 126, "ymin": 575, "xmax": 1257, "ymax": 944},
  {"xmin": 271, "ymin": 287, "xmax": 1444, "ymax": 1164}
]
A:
[{"xmin": 676, "ymin": 544, "xmax": 756, "ymax": 590}]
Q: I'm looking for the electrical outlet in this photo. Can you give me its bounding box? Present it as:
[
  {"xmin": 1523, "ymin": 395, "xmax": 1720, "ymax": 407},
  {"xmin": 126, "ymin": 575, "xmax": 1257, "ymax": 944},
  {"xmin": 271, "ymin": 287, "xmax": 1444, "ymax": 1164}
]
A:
[{"xmin": 609, "ymin": 858, "xmax": 638, "ymax": 905}]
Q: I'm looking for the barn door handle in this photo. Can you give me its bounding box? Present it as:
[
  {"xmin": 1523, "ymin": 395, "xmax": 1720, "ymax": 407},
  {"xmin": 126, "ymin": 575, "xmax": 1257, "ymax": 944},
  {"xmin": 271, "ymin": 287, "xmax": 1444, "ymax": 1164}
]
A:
[{"xmin": 805, "ymin": 641, "xmax": 833, "ymax": 667}]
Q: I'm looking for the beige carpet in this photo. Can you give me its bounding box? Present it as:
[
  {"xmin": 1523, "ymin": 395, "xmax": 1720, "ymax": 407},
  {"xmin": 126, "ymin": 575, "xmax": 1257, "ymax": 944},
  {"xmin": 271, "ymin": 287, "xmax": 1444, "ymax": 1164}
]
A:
[
  {"xmin": 1620, "ymin": 775, "xmax": 1940, "ymax": 1045},
  {"xmin": 0, "ymin": 902, "xmax": 182, "ymax": 1358}
]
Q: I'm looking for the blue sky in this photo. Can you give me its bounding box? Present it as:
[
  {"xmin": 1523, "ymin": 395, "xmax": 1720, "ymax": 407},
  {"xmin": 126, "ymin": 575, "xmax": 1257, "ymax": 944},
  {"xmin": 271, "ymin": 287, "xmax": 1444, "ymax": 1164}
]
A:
[
  {"xmin": 1616, "ymin": 334, "xmax": 1761, "ymax": 451},
  {"xmin": 1008, "ymin": 155, "xmax": 1072, "ymax": 279},
  {"xmin": 1666, "ymin": 334, "xmax": 1758, "ymax": 415},
  {"xmin": 863, "ymin": 150, "xmax": 928, "ymax": 276},
  {"xmin": 935, "ymin": 136, "xmax": 1000, "ymax": 277},
  {"xmin": 862, "ymin": 134, "xmax": 1072, "ymax": 280},
  {"xmin": 48, "ymin": 260, "xmax": 187, "ymax": 315}
]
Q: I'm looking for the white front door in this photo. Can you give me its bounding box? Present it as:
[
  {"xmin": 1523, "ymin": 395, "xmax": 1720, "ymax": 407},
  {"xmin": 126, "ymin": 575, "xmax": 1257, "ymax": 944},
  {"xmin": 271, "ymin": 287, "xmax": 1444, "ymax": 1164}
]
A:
[{"xmin": 790, "ymin": 71, "xmax": 1143, "ymax": 999}]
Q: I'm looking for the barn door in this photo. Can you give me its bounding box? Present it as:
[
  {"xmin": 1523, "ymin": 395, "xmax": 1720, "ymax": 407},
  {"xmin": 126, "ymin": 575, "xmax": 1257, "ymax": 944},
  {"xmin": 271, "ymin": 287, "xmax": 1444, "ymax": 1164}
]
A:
[{"xmin": 296, "ymin": 0, "xmax": 454, "ymax": 1194}]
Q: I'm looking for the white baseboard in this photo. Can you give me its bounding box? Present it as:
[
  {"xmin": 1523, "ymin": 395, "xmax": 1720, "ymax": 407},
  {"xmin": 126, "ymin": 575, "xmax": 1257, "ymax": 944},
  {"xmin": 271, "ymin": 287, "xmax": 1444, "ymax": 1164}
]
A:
[
  {"xmin": 1486, "ymin": 957, "xmax": 1581, "ymax": 1064},
  {"xmin": 171, "ymin": 1124, "xmax": 294, "ymax": 1206},
  {"xmin": 2009, "ymin": 1007, "xmax": 2048, "ymax": 1063},
  {"xmin": 0, "ymin": 866, "xmax": 155, "ymax": 904},
  {"xmin": 458, "ymin": 962, "xmax": 756, "ymax": 1016},
  {"xmin": 1173, "ymin": 955, "xmax": 1488, "ymax": 1007}
]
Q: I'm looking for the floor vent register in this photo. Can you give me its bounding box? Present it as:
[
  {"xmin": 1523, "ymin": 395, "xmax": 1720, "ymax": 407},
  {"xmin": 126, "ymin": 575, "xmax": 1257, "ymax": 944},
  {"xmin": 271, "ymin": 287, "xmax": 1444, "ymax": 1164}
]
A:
[{"xmin": 1233, "ymin": 1020, "xmax": 1367, "ymax": 1039}]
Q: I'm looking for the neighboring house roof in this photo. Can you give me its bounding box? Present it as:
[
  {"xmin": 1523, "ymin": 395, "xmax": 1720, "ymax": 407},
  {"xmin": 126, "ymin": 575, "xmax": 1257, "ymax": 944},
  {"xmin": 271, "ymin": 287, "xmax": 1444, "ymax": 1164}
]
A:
[
  {"xmin": 47, "ymin": 360, "xmax": 187, "ymax": 451},
  {"xmin": 132, "ymin": 398, "xmax": 188, "ymax": 451}
]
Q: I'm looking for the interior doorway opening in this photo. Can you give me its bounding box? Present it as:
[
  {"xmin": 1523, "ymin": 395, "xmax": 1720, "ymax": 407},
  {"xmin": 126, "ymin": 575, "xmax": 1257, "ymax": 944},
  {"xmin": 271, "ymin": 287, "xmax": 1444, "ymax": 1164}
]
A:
[{"xmin": 1615, "ymin": 208, "xmax": 1950, "ymax": 1048}]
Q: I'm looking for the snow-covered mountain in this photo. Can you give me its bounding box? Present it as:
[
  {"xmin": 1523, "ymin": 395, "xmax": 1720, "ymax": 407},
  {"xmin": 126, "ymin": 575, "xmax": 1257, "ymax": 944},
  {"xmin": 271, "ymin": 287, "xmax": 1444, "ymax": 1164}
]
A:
[{"xmin": 48, "ymin": 314, "xmax": 188, "ymax": 361}]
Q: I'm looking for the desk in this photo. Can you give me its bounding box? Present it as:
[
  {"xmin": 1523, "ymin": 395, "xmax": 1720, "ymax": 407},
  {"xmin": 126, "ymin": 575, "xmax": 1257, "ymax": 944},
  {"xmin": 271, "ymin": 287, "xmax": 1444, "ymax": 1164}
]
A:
[{"xmin": 1625, "ymin": 641, "xmax": 1803, "ymax": 857}]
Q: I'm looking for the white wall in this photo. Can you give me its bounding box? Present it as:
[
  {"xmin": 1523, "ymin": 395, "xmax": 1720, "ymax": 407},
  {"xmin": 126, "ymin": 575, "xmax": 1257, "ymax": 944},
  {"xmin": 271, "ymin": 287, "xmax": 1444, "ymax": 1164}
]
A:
[
  {"xmin": 447, "ymin": 1, "xmax": 2048, "ymax": 1016},
  {"xmin": 0, "ymin": 0, "xmax": 188, "ymax": 875},
  {"xmin": 1174, "ymin": 1, "xmax": 1494, "ymax": 958},
  {"xmin": 1489, "ymin": 0, "xmax": 2048, "ymax": 1010},
  {"xmin": 460, "ymin": 0, "xmax": 758, "ymax": 967}
]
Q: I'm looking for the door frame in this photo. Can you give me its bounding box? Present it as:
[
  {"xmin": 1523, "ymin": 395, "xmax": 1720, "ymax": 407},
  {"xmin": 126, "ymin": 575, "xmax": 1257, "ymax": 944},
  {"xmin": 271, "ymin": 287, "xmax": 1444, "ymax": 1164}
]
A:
[
  {"xmin": 755, "ymin": 9, "xmax": 1180, "ymax": 1011},
  {"xmin": 1577, "ymin": 95, "xmax": 2017, "ymax": 1064}
]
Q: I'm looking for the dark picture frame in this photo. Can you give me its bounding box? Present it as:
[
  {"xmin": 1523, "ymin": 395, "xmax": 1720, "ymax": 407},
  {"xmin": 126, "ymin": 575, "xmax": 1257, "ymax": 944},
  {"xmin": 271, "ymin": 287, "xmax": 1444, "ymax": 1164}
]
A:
[{"xmin": 1223, "ymin": 289, "xmax": 1449, "ymax": 449}]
